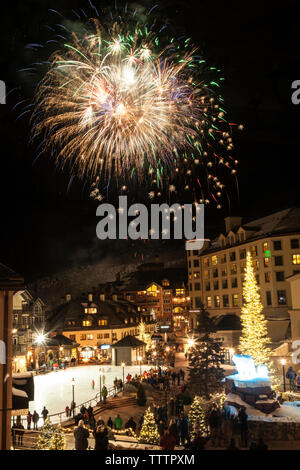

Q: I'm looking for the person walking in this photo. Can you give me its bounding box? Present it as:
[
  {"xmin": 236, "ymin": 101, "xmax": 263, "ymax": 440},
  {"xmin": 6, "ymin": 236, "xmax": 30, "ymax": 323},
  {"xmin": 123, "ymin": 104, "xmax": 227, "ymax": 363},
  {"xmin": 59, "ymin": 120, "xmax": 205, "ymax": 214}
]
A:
[
  {"xmin": 114, "ymin": 414, "xmax": 122, "ymax": 430},
  {"xmin": 107, "ymin": 417, "xmax": 113, "ymax": 429},
  {"xmin": 93, "ymin": 425, "xmax": 109, "ymax": 450},
  {"xmin": 65, "ymin": 405, "xmax": 70, "ymax": 418},
  {"xmin": 238, "ymin": 407, "xmax": 248, "ymax": 448},
  {"xmin": 208, "ymin": 405, "xmax": 222, "ymax": 447},
  {"xmin": 125, "ymin": 417, "xmax": 137, "ymax": 433},
  {"xmin": 286, "ymin": 366, "xmax": 297, "ymax": 392},
  {"xmin": 42, "ymin": 406, "xmax": 49, "ymax": 423},
  {"xmin": 26, "ymin": 411, "xmax": 32, "ymax": 430},
  {"xmin": 91, "ymin": 379, "xmax": 95, "ymax": 390},
  {"xmin": 178, "ymin": 413, "xmax": 190, "ymax": 447},
  {"xmin": 169, "ymin": 419, "xmax": 180, "ymax": 446},
  {"xmin": 160, "ymin": 427, "xmax": 176, "ymax": 450},
  {"xmin": 102, "ymin": 385, "xmax": 108, "ymax": 404},
  {"xmin": 32, "ymin": 411, "xmax": 39, "ymax": 430},
  {"xmin": 74, "ymin": 420, "xmax": 90, "ymax": 450}
]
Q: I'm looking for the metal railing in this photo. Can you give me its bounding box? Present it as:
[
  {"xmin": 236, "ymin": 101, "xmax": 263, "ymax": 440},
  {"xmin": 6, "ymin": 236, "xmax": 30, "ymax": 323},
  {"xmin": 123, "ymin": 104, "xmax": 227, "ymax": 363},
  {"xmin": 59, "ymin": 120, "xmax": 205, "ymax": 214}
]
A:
[{"xmin": 15, "ymin": 385, "xmax": 121, "ymax": 428}]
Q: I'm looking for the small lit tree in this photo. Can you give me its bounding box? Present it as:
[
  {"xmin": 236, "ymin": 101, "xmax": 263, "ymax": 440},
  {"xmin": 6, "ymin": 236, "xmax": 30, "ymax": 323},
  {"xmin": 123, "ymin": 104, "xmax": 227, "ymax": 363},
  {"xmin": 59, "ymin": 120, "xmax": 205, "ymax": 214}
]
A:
[
  {"xmin": 188, "ymin": 395, "xmax": 207, "ymax": 438},
  {"xmin": 49, "ymin": 424, "xmax": 66, "ymax": 450},
  {"xmin": 239, "ymin": 251, "xmax": 278, "ymax": 387},
  {"xmin": 138, "ymin": 320, "xmax": 151, "ymax": 351},
  {"xmin": 138, "ymin": 407, "xmax": 160, "ymax": 445},
  {"xmin": 36, "ymin": 419, "xmax": 55, "ymax": 450}
]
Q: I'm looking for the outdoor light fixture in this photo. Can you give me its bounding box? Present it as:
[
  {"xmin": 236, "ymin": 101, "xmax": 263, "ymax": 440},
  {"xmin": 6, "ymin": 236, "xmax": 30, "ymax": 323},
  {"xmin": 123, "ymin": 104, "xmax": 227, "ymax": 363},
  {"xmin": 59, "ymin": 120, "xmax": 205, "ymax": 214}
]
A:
[
  {"xmin": 121, "ymin": 362, "xmax": 125, "ymax": 384},
  {"xmin": 34, "ymin": 333, "xmax": 47, "ymax": 345},
  {"xmin": 187, "ymin": 338, "xmax": 195, "ymax": 348},
  {"xmin": 138, "ymin": 356, "xmax": 142, "ymax": 375},
  {"xmin": 71, "ymin": 378, "xmax": 75, "ymax": 417},
  {"xmin": 99, "ymin": 369, "xmax": 103, "ymax": 402},
  {"xmin": 281, "ymin": 358, "xmax": 287, "ymax": 392}
]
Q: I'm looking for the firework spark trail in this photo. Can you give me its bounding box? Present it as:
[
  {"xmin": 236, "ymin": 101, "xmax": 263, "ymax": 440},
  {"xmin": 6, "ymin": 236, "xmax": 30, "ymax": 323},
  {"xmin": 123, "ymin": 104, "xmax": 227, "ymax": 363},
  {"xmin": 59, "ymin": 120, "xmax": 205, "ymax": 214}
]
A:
[{"xmin": 29, "ymin": 11, "xmax": 241, "ymax": 207}]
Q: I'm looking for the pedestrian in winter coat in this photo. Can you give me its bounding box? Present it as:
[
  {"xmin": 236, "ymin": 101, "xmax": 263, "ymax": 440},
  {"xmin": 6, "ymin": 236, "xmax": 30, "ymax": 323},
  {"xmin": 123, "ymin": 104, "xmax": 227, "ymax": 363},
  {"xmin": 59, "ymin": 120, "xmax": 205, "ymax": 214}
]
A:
[
  {"xmin": 32, "ymin": 411, "xmax": 39, "ymax": 430},
  {"xmin": 238, "ymin": 407, "xmax": 248, "ymax": 448},
  {"xmin": 65, "ymin": 406, "xmax": 70, "ymax": 417},
  {"xmin": 93, "ymin": 426, "xmax": 109, "ymax": 450},
  {"xmin": 114, "ymin": 414, "xmax": 122, "ymax": 430},
  {"xmin": 26, "ymin": 411, "xmax": 32, "ymax": 430},
  {"xmin": 107, "ymin": 417, "xmax": 113, "ymax": 429},
  {"xmin": 169, "ymin": 419, "xmax": 180, "ymax": 445},
  {"xmin": 160, "ymin": 428, "xmax": 176, "ymax": 450},
  {"xmin": 208, "ymin": 406, "xmax": 222, "ymax": 447},
  {"xmin": 286, "ymin": 366, "xmax": 297, "ymax": 391},
  {"xmin": 74, "ymin": 420, "xmax": 90, "ymax": 450},
  {"xmin": 158, "ymin": 420, "xmax": 165, "ymax": 436},
  {"xmin": 42, "ymin": 406, "xmax": 49, "ymax": 423},
  {"xmin": 190, "ymin": 432, "xmax": 207, "ymax": 450},
  {"xmin": 91, "ymin": 379, "xmax": 95, "ymax": 390},
  {"xmin": 178, "ymin": 413, "xmax": 190, "ymax": 447},
  {"xmin": 102, "ymin": 385, "xmax": 108, "ymax": 404},
  {"xmin": 125, "ymin": 417, "xmax": 136, "ymax": 433}
]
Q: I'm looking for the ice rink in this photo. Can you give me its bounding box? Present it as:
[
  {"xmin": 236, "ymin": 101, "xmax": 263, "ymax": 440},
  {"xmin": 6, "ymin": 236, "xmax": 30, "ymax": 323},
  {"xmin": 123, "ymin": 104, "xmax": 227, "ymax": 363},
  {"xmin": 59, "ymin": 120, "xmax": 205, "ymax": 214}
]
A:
[{"xmin": 29, "ymin": 364, "xmax": 149, "ymax": 424}]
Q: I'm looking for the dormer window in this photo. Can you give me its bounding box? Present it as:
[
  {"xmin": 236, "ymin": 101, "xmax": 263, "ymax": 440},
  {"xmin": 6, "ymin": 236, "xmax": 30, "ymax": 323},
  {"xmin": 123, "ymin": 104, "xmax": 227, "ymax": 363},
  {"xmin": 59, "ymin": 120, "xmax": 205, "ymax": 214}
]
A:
[
  {"xmin": 85, "ymin": 307, "xmax": 97, "ymax": 314},
  {"xmin": 83, "ymin": 320, "xmax": 92, "ymax": 327}
]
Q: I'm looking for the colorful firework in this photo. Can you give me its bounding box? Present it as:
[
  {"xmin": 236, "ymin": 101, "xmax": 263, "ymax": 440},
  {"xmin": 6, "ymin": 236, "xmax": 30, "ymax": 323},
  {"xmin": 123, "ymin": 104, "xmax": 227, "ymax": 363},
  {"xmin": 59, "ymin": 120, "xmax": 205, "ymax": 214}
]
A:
[{"xmin": 29, "ymin": 5, "xmax": 242, "ymax": 207}]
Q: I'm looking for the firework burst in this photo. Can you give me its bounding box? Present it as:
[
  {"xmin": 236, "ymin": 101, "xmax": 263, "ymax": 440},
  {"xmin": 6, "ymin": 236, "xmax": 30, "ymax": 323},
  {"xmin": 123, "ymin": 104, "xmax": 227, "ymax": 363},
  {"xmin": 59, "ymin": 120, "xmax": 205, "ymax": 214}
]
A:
[{"xmin": 29, "ymin": 7, "xmax": 242, "ymax": 207}]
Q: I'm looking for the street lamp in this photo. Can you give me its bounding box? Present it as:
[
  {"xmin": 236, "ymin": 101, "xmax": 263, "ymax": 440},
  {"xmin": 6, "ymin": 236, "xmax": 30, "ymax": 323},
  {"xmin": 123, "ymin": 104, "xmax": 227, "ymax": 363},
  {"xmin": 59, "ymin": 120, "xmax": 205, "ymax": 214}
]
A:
[
  {"xmin": 121, "ymin": 362, "xmax": 125, "ymax": 384},
  {"xmin": 99, "ymin": 369, "xmax": 103, "ymax": 402},
  {"xmin": 71, "ymin": 378, "xmax": 75, "ymax": 417},
  {"xmin": 281, "ymin": 358, "xmax": 287, "ymax": 392},
  {"xmin": 138, "ymin": 356, "xmax": 142, "ymax": 375}
]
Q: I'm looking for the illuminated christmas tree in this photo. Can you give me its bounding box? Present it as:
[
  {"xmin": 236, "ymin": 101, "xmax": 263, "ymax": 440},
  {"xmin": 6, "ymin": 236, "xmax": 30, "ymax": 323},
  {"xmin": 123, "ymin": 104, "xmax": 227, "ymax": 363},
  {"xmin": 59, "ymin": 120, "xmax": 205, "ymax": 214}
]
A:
[
  {"xmin": 138, "ymin": 407, "xmax": 160, "ymax": 445},
  {"xmin": 49, "ymin": 424, "xmax": 66, "ymax": 450},
  {"xmin": 36, "ymin": 419, "xmax": 55, "ymax": 450},
  {"xmin": 188, "ymin": 396, "xmax": 207, "ymax": 438},
  {"xmin": 138, "ymin": 320, "xmax": 151, "ymax": 351},
  {"xmin": 239, "ymin": 251, "xmax": 277, "ymax": 386}
]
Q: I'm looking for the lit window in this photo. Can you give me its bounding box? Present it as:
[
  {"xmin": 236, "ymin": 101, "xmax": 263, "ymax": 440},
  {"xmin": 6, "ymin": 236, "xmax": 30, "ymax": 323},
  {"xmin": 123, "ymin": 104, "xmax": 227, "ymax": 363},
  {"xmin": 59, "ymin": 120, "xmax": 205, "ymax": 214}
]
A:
[
  {"xmin": 82, "ymin": 321, "xmax": 92, "ymax": 327},
  {"xmin": 264, "ymin": 257, "xmax": 270, "ymax": 268},
  {"xmin": 250, "ymin": 245, "xmax": 257, "ymax": 257},
  {"xmin": 193, "ymin": 272, "xmax": 201, "ymax": 279},
  {"xmin": 263, "ymin": 242, "xmax": 268, "ymax": 251},
  {"xmin": 204, "ymin": 270, "xmax": 210, "ymax": 280},
  {"xmin": 232, "ymin": 294, "xmax": 239, "ymax": 307},
  {"xmin": 292, "ymin": 254, "xmax": 300, "ymax": 265},
  {"xmin": 87, "ymin": 334, "xmax": 93, "ymax": 340},
  {"xmin": 147, "ymin": 284, "xmax": 159, "ymax": 296},
  {"xmin": 98, "ymin": 319, "xmax": 108, "ymax": 326},
  {"xmin": 252, "ymin": 259, "xmax": 259, "ymax": 271},
  {"xmin": 214, "ymin": 295, "xmax": 220, "ymax": 307},
  {"xmin": 212, "ymin": 255, "xmax": 218, "ymax": 266},
  {"xmin": 230, "ymin": 263, "xmax": 237, "ymax": 275},
  {"xmin": 204, "ymin": 258, "xmax": 210, "ymax": 267},
  {"xmin": 84, "ymin": 307, "xmax": 97, "ymax": 314},
  {"xmin": 265, "ymin": 272, "xmax": 271, "ymax": 283}
]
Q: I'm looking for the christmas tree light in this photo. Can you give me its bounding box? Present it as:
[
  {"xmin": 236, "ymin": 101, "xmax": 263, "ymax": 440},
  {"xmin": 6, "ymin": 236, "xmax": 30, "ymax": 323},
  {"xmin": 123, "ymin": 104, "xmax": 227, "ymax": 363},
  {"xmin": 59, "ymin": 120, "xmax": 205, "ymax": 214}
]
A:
[
  {"xmin": 138, "ymin": 321, "xmax": 151, "ymax": 351},
  {"xmin": 36, "ymin": 419, "xmax": 55, "ymax": 450},
  {"xmin": 188, "ymin": 395, "xmax": 207, "ymax": 438},
  {"xmin": 239, "ymin": 251, "xmax": 278, "ymax": 387},
  {"xmin": 138, "ymin": 407, "xmax": 160, "ymax": 445},
  {"xmin": 49, "ymin": 424, "xmax": 66, "ymax": 450}
]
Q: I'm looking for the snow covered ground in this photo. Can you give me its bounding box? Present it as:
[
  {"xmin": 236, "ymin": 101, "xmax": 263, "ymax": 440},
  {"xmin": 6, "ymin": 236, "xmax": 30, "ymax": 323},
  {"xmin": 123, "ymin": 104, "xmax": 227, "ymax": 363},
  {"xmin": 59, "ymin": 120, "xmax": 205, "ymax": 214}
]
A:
[{"xmin": 29, "ymin": 364, "xmax": 149, "ymax": 426}]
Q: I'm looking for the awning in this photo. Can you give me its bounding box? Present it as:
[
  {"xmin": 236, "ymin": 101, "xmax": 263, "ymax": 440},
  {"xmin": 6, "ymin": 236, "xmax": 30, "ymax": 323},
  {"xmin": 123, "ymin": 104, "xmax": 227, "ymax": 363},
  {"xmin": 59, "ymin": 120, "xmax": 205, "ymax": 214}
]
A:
[{"xmin": 12, "ymin": 387, "xmax": 28, "ymax": 411}]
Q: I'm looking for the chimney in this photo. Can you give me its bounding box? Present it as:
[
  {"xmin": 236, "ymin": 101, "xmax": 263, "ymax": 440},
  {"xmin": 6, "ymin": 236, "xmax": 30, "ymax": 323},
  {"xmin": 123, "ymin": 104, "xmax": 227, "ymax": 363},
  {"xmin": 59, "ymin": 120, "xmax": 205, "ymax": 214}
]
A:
[
  {"xmin": 224, "ymin": 216, "xmax": 243, "ymax": 233},
  {"xmin": 88, "ymin": 293, "xmax": 93, "ymax": 302},
  {"xmin": 66, "ymin": 293, "xmax": 71, "ymax": 303}
]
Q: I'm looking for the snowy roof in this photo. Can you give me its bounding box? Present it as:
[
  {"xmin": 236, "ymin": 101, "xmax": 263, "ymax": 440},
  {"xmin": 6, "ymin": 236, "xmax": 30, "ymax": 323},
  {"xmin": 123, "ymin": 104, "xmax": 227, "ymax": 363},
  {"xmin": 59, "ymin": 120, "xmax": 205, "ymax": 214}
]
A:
[
  {"xmin": 202, "ymin": 207, "xmax": 300, "ymax": 254},
  {"xmin": 111, "ymin": 335, "xmax": 146, "ymax": 348},
  {"xmin": 0, "ymin": 263, "xmax": 23, "ymax": 289}
]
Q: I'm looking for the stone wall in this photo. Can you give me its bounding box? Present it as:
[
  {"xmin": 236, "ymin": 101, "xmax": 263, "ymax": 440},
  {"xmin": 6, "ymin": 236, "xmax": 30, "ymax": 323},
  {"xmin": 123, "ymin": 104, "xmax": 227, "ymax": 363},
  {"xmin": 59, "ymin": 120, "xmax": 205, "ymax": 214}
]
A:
[{"xmin": 247, "ymin": 419, "xmax": 300, "ymax": 441}]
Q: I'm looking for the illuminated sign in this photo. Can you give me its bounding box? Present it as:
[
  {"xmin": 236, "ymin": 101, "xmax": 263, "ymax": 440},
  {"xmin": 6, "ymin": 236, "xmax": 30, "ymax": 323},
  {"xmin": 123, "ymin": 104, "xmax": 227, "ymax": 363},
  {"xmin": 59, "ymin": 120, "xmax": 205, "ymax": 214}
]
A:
[
  {"xmin": 100, "ymin": 344, "xmax": 111, "ymax": 350},
  {"xmin": 264, "ymin": 250, "xmax": 271, "ymax": 258}
]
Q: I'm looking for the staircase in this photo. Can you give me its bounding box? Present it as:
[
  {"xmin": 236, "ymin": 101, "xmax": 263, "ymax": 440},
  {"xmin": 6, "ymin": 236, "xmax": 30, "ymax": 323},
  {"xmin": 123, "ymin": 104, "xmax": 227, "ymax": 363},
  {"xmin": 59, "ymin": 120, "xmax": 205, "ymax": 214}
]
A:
[{"xmin": 93, "ymin": 396, "xmax": 137, "ymax": 417}]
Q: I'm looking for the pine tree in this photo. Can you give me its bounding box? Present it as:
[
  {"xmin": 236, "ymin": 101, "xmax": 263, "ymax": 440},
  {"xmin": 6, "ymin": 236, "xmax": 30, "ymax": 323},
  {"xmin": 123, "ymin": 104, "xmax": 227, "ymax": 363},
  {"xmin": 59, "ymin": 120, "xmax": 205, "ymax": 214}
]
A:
[
  {"xmin": 138, "ymin": 407, "xmax": 160, "ymax": 445},
  {"xmin": 49, "ymin": 425, "xmax": 66, "ymax": 450},
  {"xmin": 138, "ymin": 320, "xmax": 151, "ymax": 351},
  {"xmin": 36, "ymin": 419, "xmax": 55, "ymax": 450},
  {"xmin": 187, "ymin": 303, "xmax": 225, "ymax": 399},
  {"xmin": 239, "ymin": 251, "xmax": 278, "ymax": 386},
  {"xmin": 188, "ymin": 396, "xmax": 207, "ymax": 438}
]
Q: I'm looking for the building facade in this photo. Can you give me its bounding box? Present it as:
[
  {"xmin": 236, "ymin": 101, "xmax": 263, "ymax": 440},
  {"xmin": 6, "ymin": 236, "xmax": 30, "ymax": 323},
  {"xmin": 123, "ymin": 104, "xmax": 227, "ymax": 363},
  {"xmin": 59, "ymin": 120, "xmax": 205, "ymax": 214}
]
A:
[
  {"xmin": 12, "ymin": 290, "xmax": 46, "ymax": 372},
  {"xmin": 47, "ymin": 292, "xmax": 156, "ymax": 364},
  {"xmin": 187, "ymin": 208, "xmax": 300, "ymax": 346}
]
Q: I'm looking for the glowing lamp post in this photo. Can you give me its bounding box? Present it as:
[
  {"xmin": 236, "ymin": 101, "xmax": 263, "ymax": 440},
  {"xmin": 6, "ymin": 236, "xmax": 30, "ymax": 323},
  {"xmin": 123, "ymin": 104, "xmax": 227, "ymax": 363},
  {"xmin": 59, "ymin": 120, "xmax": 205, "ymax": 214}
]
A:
[
  {"xmin": 121, "ymin": 362, "xmax": 125, "ymax": 384},
  {"xmin": 71, "ymin": 378, "xmax": 75, "ymax": 417},
  {"xmin": 281, "ymin": 358, "xmax": 286, "ymax": 392},
  {"xmin": 99, "ymin": 370, "xmax": 103, "ymax": 402},
  {"xmin": 138, "ymin": 356, "xmax": 142, "ymax": 375}
]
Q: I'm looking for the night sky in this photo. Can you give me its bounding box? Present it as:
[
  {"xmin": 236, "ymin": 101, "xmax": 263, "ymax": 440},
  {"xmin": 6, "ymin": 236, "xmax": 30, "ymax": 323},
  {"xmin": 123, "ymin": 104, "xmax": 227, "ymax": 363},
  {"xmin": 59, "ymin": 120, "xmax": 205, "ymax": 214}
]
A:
[{"xmin": 1, "ymin": 0, "xmax": 300, "ymax": 281}]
